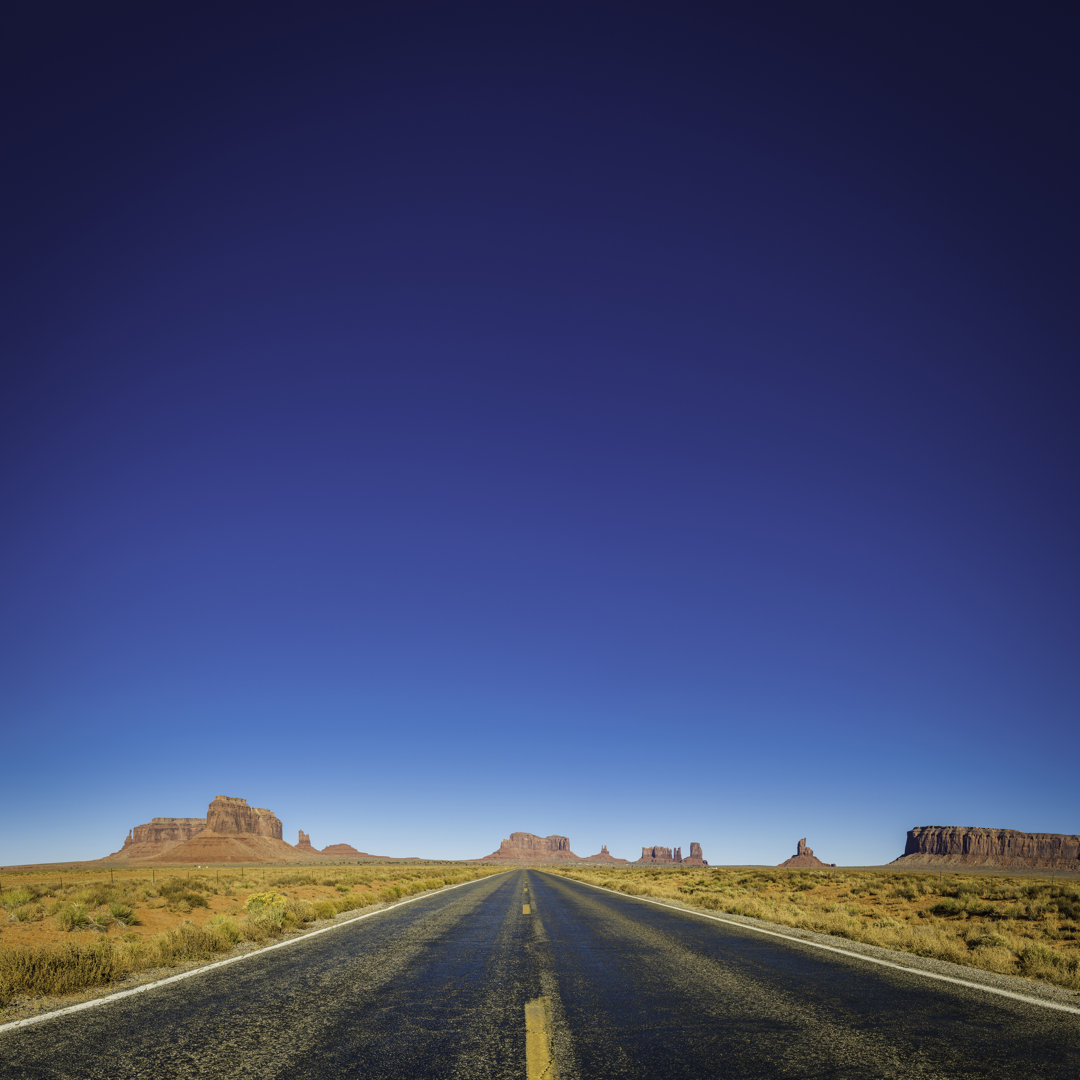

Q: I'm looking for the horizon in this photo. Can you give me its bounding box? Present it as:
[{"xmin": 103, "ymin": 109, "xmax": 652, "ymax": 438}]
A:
[
  {"xmin": 5, "ymin": 793, "xmax": 1078, "ymax": 869},
  {"xmin": 4, "ymin": 6, "xmax": 1078, "ymax": 868}
]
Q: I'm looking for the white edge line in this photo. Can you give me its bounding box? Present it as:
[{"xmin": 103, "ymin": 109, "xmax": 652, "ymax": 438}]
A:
[
  {"xmin": 546, "ymin": 872, "xmax": 1080, "ymax": 1017},
  {"xmin": 0, "ymin": 870, "xmax": 512, "ymax": 1036}
]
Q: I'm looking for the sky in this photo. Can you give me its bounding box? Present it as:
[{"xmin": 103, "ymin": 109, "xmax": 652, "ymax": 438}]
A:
[{"xmin": 3, "ymin": 4, "xmax": 1078, "ymax": 867}]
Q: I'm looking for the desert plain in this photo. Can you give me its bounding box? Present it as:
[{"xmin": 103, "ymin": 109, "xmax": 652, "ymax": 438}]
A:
[{"xmin": 2, "ymin": 856, "xmax": 1079, "ymax": 1026}]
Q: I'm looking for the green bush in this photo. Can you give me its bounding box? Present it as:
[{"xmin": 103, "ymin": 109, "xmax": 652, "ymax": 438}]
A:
[
  {"xmin": 108, "ymin": 903, "xmax": 138, "ymax": 926},
  {"xmin": 74, "ymin": 885, "xmax": 112, "ymax": 909},
  {"xmin": 158, "ymin": 879, "xmax": 208, "ymax": 912},
  {"xmin": 57, "ymin": 903, "xmax": 90, "ymax": 931},
  {"xmin": 1, "ymin": 887, "xmax": 37, "ymax": 910}
]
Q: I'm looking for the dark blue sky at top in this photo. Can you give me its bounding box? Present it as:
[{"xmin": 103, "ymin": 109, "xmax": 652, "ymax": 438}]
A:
[{"xmin": 3, "ymin": 5, "xmax": 1077, "ymax": 865}]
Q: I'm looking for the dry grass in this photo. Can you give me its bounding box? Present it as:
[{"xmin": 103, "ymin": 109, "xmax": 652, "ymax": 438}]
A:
[
  {"xmin": 0, "ymin": 863, "xmax": 501, "ymax": 1011},
  {"xmin": 549, "ymin": 865, "xmax": 1080, "ymax": 991}
]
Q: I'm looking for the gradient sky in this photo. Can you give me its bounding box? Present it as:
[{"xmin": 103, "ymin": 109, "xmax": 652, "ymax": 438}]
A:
[{"xmin": 3, "ymin": 5, "xmax": 1078, "ymax": 867}]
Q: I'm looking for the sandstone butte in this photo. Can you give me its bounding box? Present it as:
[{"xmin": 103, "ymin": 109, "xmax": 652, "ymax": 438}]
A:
[
  {"xmin": 892, "ymin": 826, "xmax": 1080, "ymax": 870},
  {"xmin": 778, "ymin": 838, "xmax": 835, "ymax": 868},
  {"xmin": 582, "ymin": 845, "xmax": 629, "ymax": 864},
  {"xmin": 481, "ymin": 833, "xmax": 582, "ymax": 862},
  {"xmin": 321, "ymin": 843, "xmax": 381, "ymax": 859},
  {"xmin": 636, "ymin": 841, "xmax": 707, "ymax": 866},
  {"xmin": 299, "ymin": 833, "xmax": 385, "ymax": 860},
  {"xmin": 105, "ymin": 797, "xmax": 383, "ymax": 863},
  {"xmin": 479, "ymin": 833, "xmax": 706, "ymax": 865}
]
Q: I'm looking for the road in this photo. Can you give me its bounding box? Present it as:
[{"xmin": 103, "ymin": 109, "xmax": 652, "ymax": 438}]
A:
[{"xmin": 1, "ymin": 869, "xmax": 1078, "ymax": 1078}]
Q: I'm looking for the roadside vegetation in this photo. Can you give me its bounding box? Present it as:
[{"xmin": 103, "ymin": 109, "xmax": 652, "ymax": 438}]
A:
[
  {"xmin": 0, "ymin": 864, "xmax": 501, "ymax": 1011},
  {"xmin": 550, "ymin": 866, "xmax": 1080, "ymax": 992}
]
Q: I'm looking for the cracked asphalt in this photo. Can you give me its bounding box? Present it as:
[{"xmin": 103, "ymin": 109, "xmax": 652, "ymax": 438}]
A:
[{"xmin": 1, "ymin": 869, "xmax": 1078, "ymax": 1078}]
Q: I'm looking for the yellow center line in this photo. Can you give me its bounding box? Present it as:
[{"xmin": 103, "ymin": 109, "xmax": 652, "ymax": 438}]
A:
[
  {"xmin": 523, "ymin": 903, "xmax": 531, "ymax": 914},
  {"xmin": 525, "ymin": 996, "xmax": 557, "ymax": 1080}
]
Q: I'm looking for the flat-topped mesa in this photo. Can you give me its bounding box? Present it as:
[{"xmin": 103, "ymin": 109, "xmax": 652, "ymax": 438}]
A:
[
  {"xmin": 584, "ymin": 844, "xmax": 630, "ymax": 864},
  {"xmin": 104, "ymin": 794, "xmax": 305, "ymax": 862},
  {"xmin": 480, "ymin": 832, "xmax": 581, "ymax": 861},
  {"xmin": 106, "ymin": 817, "xmax": 206, "ymax": 860},
  {"xmin": 684, "ymin": 842, "xmax": 708, "ymax": 866},
  {"xmin": 893, "ymin": 826, "xmax": 1080, "ymax": 870},
  {"xmin": 205, "ymin": 795, "xmax": 282, "ymax": 839},
  {"xmin": 779, "ymin": 837, "xmax": 834, "ymax": 868}
]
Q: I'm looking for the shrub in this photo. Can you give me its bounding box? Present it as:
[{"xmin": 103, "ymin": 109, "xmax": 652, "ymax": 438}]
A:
[
  {"xmin": 75, "ymin": 885, "xmax": 112, "ymax": 909},
  {"xmin": 57, "ymin": 903, "xmax": 90, "ymax": 931},
  {"xmin": 1018, "ymin": 944, "xmax": 1062, "ymax": 980},
  {"xmin": 1, "ymin": 887, "xmax": 37, "ymax": 910},
  {"xmin": 108, "ymin": 903, "xmax": 138, "ymax": 926},
  {"xmin": 284, "ymin": 899, "xmax": 315, "ymax": 925},
  {"xmin": 242, "ymin": 891, "xmax": 288, "ymax": 937},
  {"xmin": 0, "ymin": 939, "xmax": 119, "ymax": 1003},
  {"xmin": 244, "ymin": 892, "xmax": 287, "ymax": 919},
  {"xmin": 313, "ymin": 899, "xmax": 338, "ymax": 920},
  {"xmin": 153, "ymin": 923, "xmax": 229, "ymax": 966},
  {"xmin": 158, "ymin": 879, "xmax": 208, "ymax": 912},
  {"xmin": 207, "ymin": 916, "xmax": 241, "ymax": 945}
]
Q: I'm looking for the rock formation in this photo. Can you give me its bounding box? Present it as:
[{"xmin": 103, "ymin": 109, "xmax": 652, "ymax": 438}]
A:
[
  {"xmin": 321, "ymin": 843, "xmax": 382, "ymax": 859},
  {"xmin": 107, "ymin": 818, "xmax": 206, "ymax": 860},
  {"xmin": 683, "ymin": 842, "xmax": 707, "ymax": 866},
  {"xmin": 893, "ymin": 826, "xmax": 1080, "ymax": 870},
  {"xmin": 779, "ymin": 838, "xmax": 834, "ymax": 868},
  {"xmin": 107, "ymin": 796, "xmax": 319, "ymax": 863},
  {"xmin": 480, "ymin": 833, "xmax": 581, "ymax": 861},
  {"xmin": 295, "ymin": 829, "xmax": 317, "ymax": 853},
  {"xmin": 583, "ymin": 844, "xmax": 629, "ymax": 864},
  {"xmin": 635, "ymin": 842, "xmax": 707, "ymax": 866},
  {"xmin": 205, "ymin": 795, "xmax": 282, "ymax": 839},
  {"xmin": 638, "ymin": 845, "xmax": 676, "ymax": 863}
]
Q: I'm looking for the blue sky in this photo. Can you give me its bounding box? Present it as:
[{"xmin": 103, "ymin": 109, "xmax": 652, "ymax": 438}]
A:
[{"xmin": 3, "ymin": 5, "xmax": 1077, "ymax": 867}]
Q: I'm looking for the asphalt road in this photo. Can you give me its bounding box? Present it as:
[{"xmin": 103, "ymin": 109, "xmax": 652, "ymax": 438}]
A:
[{"xmin": 1, "ymin": 869, "xmax": 1078, "ymax": 1078}]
